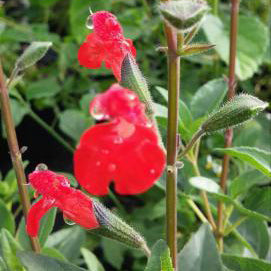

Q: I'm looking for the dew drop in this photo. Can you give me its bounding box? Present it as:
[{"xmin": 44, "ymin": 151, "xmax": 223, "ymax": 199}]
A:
[
  {"xmin": 150, "ymin": 169, "xmax": 156, "ymax": 174},
  {"xmin": 96, "ymin": 161, "xmax": 101, "ymax": 166},
  {"xmin": 113, "ymin": 137, "xmax": 123, "ymax": 144},
  {"xmin": 90, "ymin": 104, "xmax": 109, "ymax": 120},
  {"xmin": 85, "ymin": 15, "xmax": 94, "ymax": 30},
  {"xmin": 145, "ymin": 121, "xmax": 153, "ymax": 128},
  {"xmin": 127, "ymin": 93, "xmax": 136, "ymax": 101},
  {"xmin": 35, "ymin": 163, "xmax": 48, "ymax": 171},
  {"xmin": 63, "ymin": 215, "xmax": 75, "ymax": 226},
  {"xmin": 108, "ymin": 163, "xmax": 116, "ymax": 172}
]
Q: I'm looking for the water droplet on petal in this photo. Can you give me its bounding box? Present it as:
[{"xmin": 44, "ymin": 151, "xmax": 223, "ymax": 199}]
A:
[
  {"xmin": 86, "ymin": 15, "xmax": 94, "ymax": 30},
  {"xmin": 150, "ymin": 169, "xmax": 156, "ymax": 174},
  {"xmin": 90, "ymin": 104, "xmax": 109, "ymax": 121},
  {"xmin": 96, "ymin": 161, "xmax": 101, "ymax": 166},
  {"xmin": 113, "ymin": 137, "xmax": 123, "ymax": 144},
  {"xmin": 63, "ymin": 215, "xmax": 75, "ymax": 226},
  {"xmin": 127, "ymin": 93, "xmax": 136, "ymax": 101},
  {"xmin": 145, "ymin": 120, "xmax": 153, "ymax": 128},
  {"xmin": 35, "ymin": 163, "xmax": 48, "ymax": 171},
  {"xmin": 108, "ymin": 163, "xmax": 116, "ymax": 172},
  {"xmin": 102, "ymin": 149, "xmax": 110, "ymax": 155}
]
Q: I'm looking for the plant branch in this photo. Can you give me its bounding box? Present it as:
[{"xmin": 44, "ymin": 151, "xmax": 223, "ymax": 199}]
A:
[
  {"xmin": 217, "ymin": 0, "xmax": 240, "ymax": 251},
  {"xmin": 0, "ymin": 60, "xmax": 41, "ymax": 253},
  {"xmin": 162, "ymin": 0, "xmax": 180, "ymax": 267}
]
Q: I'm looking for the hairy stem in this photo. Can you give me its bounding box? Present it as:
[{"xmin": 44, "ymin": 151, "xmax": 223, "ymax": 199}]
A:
[
  {"xmin": 0, "ymin": 61, "xmax": 41, "ymax": 253},
  {"xmin": 162, "ymin": 0, "xmax": 180, "ymax": 267},
  {"xmin": 217, "ymin": 0, "xmax": 240, "ymax": 251}
]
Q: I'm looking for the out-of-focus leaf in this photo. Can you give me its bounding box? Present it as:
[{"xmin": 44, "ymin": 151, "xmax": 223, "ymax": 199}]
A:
[
  {"xmin": 203, "ymin": 15, "xmax": 269, "ymax": 80},
  {"xmin": 101, "ymin": 238, "xmax": 125, "ymax": 270},
  {"xmin": 46, "ymin": 226, "xmax": 86, "ymax": 263},
  {"xmin": 145, "ymin": 240, "xmax": 171, "ymax": 271},
  {"xmin": 190, "ymin": 78, "xmax": 227, "ymax": 119},
  {"xmin": 0, "ymin": 199, "xmax": 15, "ymax": 235},
  {"xmin": 41, "ymin": 247, "xmax": 67, "ymax": 262},
  {"xmin": 243, "ymin": 187, "xmax": 271, "ymax": 218},
  {"xmin": 17, "ymin": 207, "xmax": 57, "ymax": 249},
  {"xmin": 26, "ymin": 77, "xmax": 61, "ymax": 100},
  {"xmin": 0, "ymin": 229, "xmax": 23, "ymax": 271},
  {"xmin": 10, "ymin": 98, "xmax": 28, "ymax": 126},
  {"xmin": 215, "ymin": 147, "xmax": 271, "ymax": 177},
  {"xmin": 236, "ymin": 217, "xmax": 269, "ymax": 259},
  {"xmin": 15, "ymin": 41, "xmax": 52, "ymax": 71},
  {"xmin": 81, "ymin": 248, "xmax": 104, "ymax": 271},
  {"xmin": 178, "ymin": 224, "xmax": 223, "ymax": 271},
  {"xmin": 229, "ymin": 170, "xmax": 270, "ymax": 198},
  {"xmin": 17, "ymin": 251, "xmax": 87, "ymax": 271},
  {"xmin": 222, "ymin": 254, "xmax": 271, "ymax": 271},
  {"xmin": 59, "ymin": 109, "xmax": 92, "ymax": 141},
  {"xmin": 189, "ymin": 176, "xmax": 220, "ymax": 193}
]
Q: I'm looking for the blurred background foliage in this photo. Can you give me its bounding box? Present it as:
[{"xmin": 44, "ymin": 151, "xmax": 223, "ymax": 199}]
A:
[{"xmin": 0, "ymin": 0, "xmax": 270, "ymax": 270}]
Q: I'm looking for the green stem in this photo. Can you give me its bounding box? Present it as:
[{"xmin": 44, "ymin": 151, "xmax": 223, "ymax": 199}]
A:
[
  {"xmin": 162, "ymin": 0, "xmax": 180, "ymax": 266},
  {"xmin": 212, "ymin": 0, "xmax": 219, "ymax": 16},
  {"xmin": 224, "ymin": 217, "xmax": 247, "ymax": 236},
  {"xmin": 0, "ymin": 60, "xmax": 41, "ymax": 253},
  {"xmin": 217, "ymin": 0, "xmax": 240, "ymax": 252},
  {"xmin": 108, "ymin": 190, "xmax": 126, "ymax": 214}
]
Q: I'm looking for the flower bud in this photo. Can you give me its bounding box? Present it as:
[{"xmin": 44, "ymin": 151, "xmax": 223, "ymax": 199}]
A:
[
  {"xmin": 91, "ymin": 200, "xmax": 150, "ymax": 257},
  {"xmin": 120, "ymin": 53, "xmax": 154, "ymax": 116},
  {"xmin": 159, "ymin": 0, "xmax": 209, "ymax": 33},
  {"xmin": 201, "ymin": 94, "xmax": 268, "ymax": 133}
]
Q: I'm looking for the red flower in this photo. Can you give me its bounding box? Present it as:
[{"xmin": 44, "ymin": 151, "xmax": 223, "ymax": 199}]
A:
[
  {"xmin": 78, "ymin": 11, "xmax": 136, "ymax": 81},
  {"xmin": 26, "ymin": 168, "xmax": 99, "ymax": 237},
  {"xmin": 74, "ymin": 84, "xmax": 166, "ymax": 196}
]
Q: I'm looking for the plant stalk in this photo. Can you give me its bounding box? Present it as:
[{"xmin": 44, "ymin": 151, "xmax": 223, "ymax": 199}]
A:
[
  {"xmin": 0, "ymin": 60, "xmax": 41, "ymax": 253},
  {"xmin": 216, "ymin": 0, "xmax": 240, "ymax": 251},
  {"xmin": 162, "ymin": 0, "xmax": 180, "ymax": 267}
]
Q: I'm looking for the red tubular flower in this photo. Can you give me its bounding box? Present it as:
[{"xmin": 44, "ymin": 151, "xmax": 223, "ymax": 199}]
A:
[
  {"xmin": 26, "ymin": 168, "xmax": 99, "ymax": 237},
  {"xmin": 78, "ymin": 11, "xmax": 136, "ymax": 81},
  {"xmin": 74, "ymin": 84, "xmax": 166, "ymax": 196}
]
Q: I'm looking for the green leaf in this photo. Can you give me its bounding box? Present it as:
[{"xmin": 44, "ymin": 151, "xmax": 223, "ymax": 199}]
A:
[
  {"xmin": 236, "ymin": 218, "xmax": 269, "ymax": 259},
  {"xmin": 101, "ymin": 238, "xmax": 125, "ymax": 270},
  {"xmin": 178, "ymin": 224, "xmax": 223, "ymax": 271},
  {"xmin": 215, "ymin": 147, "xmax": 271, "ymax": 177},
  {"xmin": 59, "ymin": 109, "xmax": 92, "ymax": 141},
  {"xmin": 208, "ymin": 192, "xmax": 270, "ymax": 222},
  {"xmin": 26, "ymin": 77, "xmax": 61, "ymax": 100},
  {"xmin": 17, "ymin": 207, "xmax": 57, "ymax": 249},
  {"xmin": 189, "ymin": 176, "xmax": 220, "ymax": 193},
  {"xmin": 17, "ymin": 251, "xmax": 87, "ymax": 271},
  {"xmin": 229, "ymin": 170, "xmax": 270, "ymax": 198},
  {"xmin": 203, "ymin": 15, "xmax": 269, "ymax": 80},
  {"xmin": 10, "ymin": 98, "xmax": 28, "ymax": 126},
  {"xmin": 0, "ymin": 199, "xmax": 15, "ymax": 235},
  {"xmin": 41, "ymin": 247, "xmax": 67, "ymax": 262},
  {"xmin": 243, "ymin": 187, "xmax": 271, "ymax": 218},
  {"xmin": 190, "ymin": 78, "xmax": 227, "ymax": 119},
  {"xmin": 145, "ymin": 240, "xmax": 170, "ymax": 271},
  {"xmin": 222, "ymin": 254, "xmax": 271, "ymax": 271},
  {"xmin": 161, "ymin": 246, "xmax": 174, "ymax": 271},
  {"xmin": 81, "ymin": 248, "xmax": 104, "ymax": 271},
  {"xmin": 15, "ymin": 41, "xmax": 52, "ymax": 71},
  {"xmin": 46, "ymin": 226, "xmax": 86, "ymax": 262},
  {"xmin": 0, "ymin": 229, "xmax": 24, "ymax": 271}
]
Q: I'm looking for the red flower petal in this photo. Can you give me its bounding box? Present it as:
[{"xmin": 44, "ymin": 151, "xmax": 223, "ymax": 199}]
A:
[
  {"xmin": 90, "ymin": 84, "xmax": 148, "ymax": 125},
  {"xmin": 74, "ymin": 118, "xmax": 165, "ymax": 195},
  {"xmin": 26, "ymin": 197, "xmax": 55, "ymax": 237},
  {"xmin": 78, "ymin": 33, "xmax": 105, "ymax": 69}
]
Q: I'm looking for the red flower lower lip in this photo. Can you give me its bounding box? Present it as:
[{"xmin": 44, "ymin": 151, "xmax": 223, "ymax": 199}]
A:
[{"xmin": 74, "ymin": 117, "xmax": 166, "ymax": 196}]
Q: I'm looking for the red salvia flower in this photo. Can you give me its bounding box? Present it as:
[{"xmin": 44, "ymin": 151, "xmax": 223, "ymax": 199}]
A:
[
  {"xmin": 74, "ymin": 84, "xmax": 166, "ymax": 196},
  {"xmin": 26, "ymin": 168, "xmax": 99, "ymax": 237},
  {"xmin": 78, "ymin": 11, "xmax": 136, "ymax": 81}
]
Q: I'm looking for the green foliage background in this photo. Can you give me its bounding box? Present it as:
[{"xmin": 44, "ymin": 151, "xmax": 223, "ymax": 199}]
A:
[{"xmin": 0, "ymin": 0, "xmax": 270, "ymax": 270}]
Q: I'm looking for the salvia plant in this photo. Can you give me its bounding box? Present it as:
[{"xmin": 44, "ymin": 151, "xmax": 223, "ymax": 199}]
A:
[{"xmin": 0, "ymin": 0, "xmax": 270, "ymax": 270}]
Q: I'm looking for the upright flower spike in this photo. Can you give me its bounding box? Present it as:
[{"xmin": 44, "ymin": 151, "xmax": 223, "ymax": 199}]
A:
[
  {"xmin": 26, "ymin": 167, "xmax": 99, "ymax": 237},
  {"xmin": 74, "ymin": 84, "xmax": 166, "ymax": 196},
  {"xmin": 78, "ymin": 11, "xmax": 136, "ymax": 81}
]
